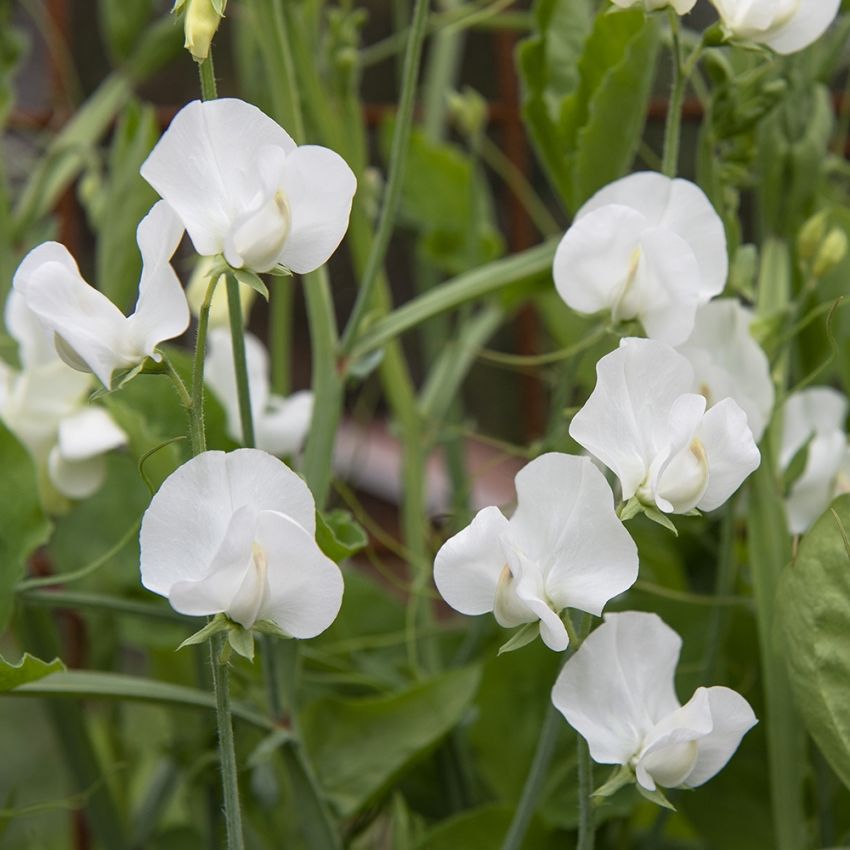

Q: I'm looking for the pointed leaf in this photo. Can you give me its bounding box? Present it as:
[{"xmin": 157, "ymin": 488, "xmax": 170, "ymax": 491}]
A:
[{"xmin": 0, "ymin": 653, "xmax": 65, "ymax": 691}]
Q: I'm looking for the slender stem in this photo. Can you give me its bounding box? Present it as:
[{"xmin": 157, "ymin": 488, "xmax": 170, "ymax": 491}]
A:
[
  {"xmin": 661, "ymin": 10, "xmax": 684, "ymax": 178},
  {"xmin": 210, "ymin": 634, "xmax": 245, "ymax": 850},
  {"xmin": 191, "ymin": 276, "xmax": 219, "ymax": 456},
  {"xmin": 498, "ymin": 703, "xmax": 561, "ymax": 850},
  {"xmin": 225, "ymin": 273, "xmax": 256, "ymax": 447},
  {"xmin": 577, "ymin": 735, "xmax": 595, "ymax": 850},
  {"xmin": 339, "ymin": 0, "xmax": 431, "ymax": 354},
  {"xmin": 270, "ymin": 278, "xmax": 293, "ymax": 396},
  {"xmin": 163, "ymin": 353, "xmax": 204, "ymax": 455},
  {"xmin": 198, "ymin": 54, "xmax": 218, "ymax": 101}
]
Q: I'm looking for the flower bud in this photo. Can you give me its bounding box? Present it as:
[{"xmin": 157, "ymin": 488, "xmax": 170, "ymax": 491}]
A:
[
  {"xmin": 174, "ymin": 0, "xmax": 226, "ymax": 63},
  {"xmin": 813, "ymin": 229, "xmax": 848, "ymax": 278},
  {"xmin": 797, "ymin": 211, "xmax": 829, "ymax": 261},
  {"xmin": 448, "ymin": 87, "xmax": 488, "ymax": 139},
  {"xmin": 186, "ymin": 257, "xmax": 256, "ymax": 327}
]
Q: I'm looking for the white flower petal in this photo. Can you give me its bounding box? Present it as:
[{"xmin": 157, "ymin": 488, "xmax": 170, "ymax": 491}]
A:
[
  {"xmin": 278, "ymin": 145, "xmax": 357, "ymax": 274},
  {"xmin": 47, "ymin": 448, "xmax": 108, "ymax": 500},
  {"xmin": 695, "ymin": 398, "xmax": 760, "ymax": 512},
  {"xmin": 758, "ymin": 0, "xmax": 840, "ymax": 54},
  {"xmin": 56, "ymin": 407, "xmax": 127, "ymax": 461},
  {"xmin": 129, "ymin": 201, "xmax": 189, "ymax": 358},
  {"xmin": 683, "ymin": 686, "xmax": 757, "ymax": 787},
  {"xmin": 13, "ymin": 243, "xmax": 129, "ymax": 386},
  {"xmin": 552, "ymin": 612, "xmax": 683, "ymax": 766},
  {"xmin": 140, "ymin": 99, "xmax": 296, "ymax": 257},
  {"xmin": 256, "ymin": 390, "xmax": 314, "ymax": 456},
  {"xmin": 506, "ymin": 453, "xmax": 638, "ymax": 617},
  {"xmin": 677, "ymin": 299, "xmax": 774, "ymax": 441},
  {"xmin": 786, "ymin": 431, "xmax": 848, "ymax": 534},
  {"xmin": 433, "ymin": 505, "xmax": 510, "ymax": 616},
  {"xmin": 4, "ymin": 291, "xmax": 56, "ymax": 368},
  {"xmin": 255, "ymin": 510, "xmax": 344, "ymax": 638},
  {"xmin": 780, "ymin": 387, "xmax": 847, "ymax": 469},
  {"xmin": 569, "ymin": 338, "xmax": 695, "ymax": 500}
]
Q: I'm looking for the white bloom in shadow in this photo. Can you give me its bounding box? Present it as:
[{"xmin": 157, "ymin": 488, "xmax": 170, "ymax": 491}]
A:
[
  {"xmin": 780, "ymin": 387, "xmax": 849, "ymax": 534},
  {"xmin": 552, "ymin": 611, "xmax": 757, "ymax": 792},
  {"xmin": 0, "ymin": 293, "xmax": 127, "ymax": 500},
  {"xmin": 140, "ymin": 448, "xmax": 343, "ymax": 635},
  {"xmin": 676, "ymin": 299, "xmax": 774, "ymax": 442},
  {"xmin": 553, "ymin": 173, "xmax": 727, "ymax": 345},
  {"xmin": 141, "ymin": 98, "xmax": 357, "ymax": 275},
  {"xmin": 570, "ymin": 338, "xmax": 760, "ymax": 514},
  {"xmin": 433, "ymin": 453, "xmax": 638, "ymax": 651},
  {"xmin": 710, "ymin": 0, "xmax": 840, "ymax": 55},
  {"xmin": 205, "ymin": 327, "xmax": 313, "ymax": 456},
  {"xmin": 13, "ymin": 201, "xmax": 188, "ymax": 388}
]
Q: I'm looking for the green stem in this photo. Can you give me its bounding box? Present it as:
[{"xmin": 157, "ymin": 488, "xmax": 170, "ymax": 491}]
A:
[
  {"xmin": 339, "ymin": 0, "xmax": 431, "ymax": 354},
  {"xmin": 661, "ymin": 10, "xmax": 684, "ymax": 178},
  {"xmin": 577, "ymin": 735, "xmax": 595, "ymax": 850},
  {"xmin": 198, "ymin": 54, "xmax": 218, "ymax": 101},
  {"xmin": 163, "ymin": 352, "xmax": 205, "ymax": 455},
  {"xmin": 190, "ymin": 276, "xmax": 218, "ymax": 456},
  {"xmin": 270, "ymin": 278, "xmax": 293, "ymax": 396},
  {"xmin": 226, "ymin": 273, "xmax": 256, "ymax": 447},
  {"xmin": 210, "ymin": 634, "xmax": 245, "ymax": 850}
]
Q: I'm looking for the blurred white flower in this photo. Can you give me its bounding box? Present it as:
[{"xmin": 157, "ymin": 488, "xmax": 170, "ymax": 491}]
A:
[
  {"xmin": 780, "ymin": 387, "xmax": 849, "ymax": 534},
  {"xmin": 611, "ymin": 0, "xmax": 696, "ymax": 12},
  {"xmin": 0, "ymin": 293, "xmax": 127, "ymax": 500},
  {"xmin": 13, "ymin": 201, "xmax": 189, "ymax": 388},
  {"xmin": 140, "ymin": 448, "xmax": 343, "ymax": 635},
  {"xmin": 552, "ymin": 611, "xmax": 757, "ymax": 792},
  {"xmin": 570, "ymin": 338, "xmax": 760, "ymax": 514},
  {"xmin": 205, "ymin": 328, "xmax": 313, "ymax": 456},
  {"xmin": 710, "ymin": 0, "xmax": 840, "ymax": 55},
  {"xmin": 141, "ymin": 98, "xmax": 357, "ymax": 275},
  {"xmin": 676, "ymin": 299, "xmax": 774, "ymax": 442},
  {"xmin": 553, "ymin": 172, "xmax": 727, "ymax": 345},
  {"xmin": 433, "ymin": 453, "xmax": 638, "ymax": 651}
]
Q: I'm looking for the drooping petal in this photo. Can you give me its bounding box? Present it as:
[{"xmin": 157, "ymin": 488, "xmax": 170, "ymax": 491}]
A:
[
  {"xmin": 256, "ymin": 390, "xmax": 314, "ymax": 456},
  {"xmin": 695, "ymin": 398, "xmax": 760, "ymax": 512},
  {"xmin": 759, "ymin": 0, "xmax": 840, "ymax": 54},
  {"xmin": 505, "ymin": 453, "xmax": 638, "ymax": 617},
  {"xmin": 129, "ymin": 201, "xmax": 189, "ymax": 359},
  {"xmin": 140, "ymin": 99, "xmax": 297, "ymax": 257},
  {"xmin": 433, "ymin": 505, "xmax": 510, "ymax": 616},
  {"xmin": 552, "ymin": 612, "xmax": 683, "ymax": 766},
  {"xmin": 683, "ymin": 686, "xmax": 758, "ymax": 787},
  {"xmin": 47, "ymin": 448, "xmax": 108, "ymax": 500},
  {"xmin": 56, "ymin": 406, "xmax": 127, "ymax": 461},
  {"xmin": 677, "ymin": 299, "xmax": 774, "ymax": 442},
  {"xmin": 785, "ymin": 431, "xmax": 848, "ymax": 534},
  {"xmin": 635, "ymin": 688, "xmax": 713, "ymax": 790},
  {"xmin": 277, "ymin": 145, "xmax": 357, "ymax": 274},
  {"xmin": 569, "ymin": 339, "xmax": 695, "ymax": 500},
  {"xmin": 13, "ymin": 243, "xmax": 130, "ymax": 386},
  {"xmin": 255, "ymin": 509, "xmax": 344, "ymax": 638},
  {"xmin": 577, "ymin": 173, "xmax": 727, "ymax": 300}
]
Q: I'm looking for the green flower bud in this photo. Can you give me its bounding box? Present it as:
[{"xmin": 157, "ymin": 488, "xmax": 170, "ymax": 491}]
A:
[
  {"xmin": 813, "ymin": 228, "xmax": 848, "ymax": 278},
  {"xmin": 797, "ymin": 210, "xmax": 829, "ymax": 261},
  {"xmin": 173, "ymin": 0, "xmax": 226, "ymax": 63},
  {"xmin": 447, "ymin": 87, "xmax": 488, "ymax": 139}
]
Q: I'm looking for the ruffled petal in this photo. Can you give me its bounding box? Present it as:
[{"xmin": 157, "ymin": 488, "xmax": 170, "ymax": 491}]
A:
[
  {"xmin": 551, "ymin": 612, "xmax": 683, "ymax": 766},
  {"xmin": 434, "ymin": 505, "xmax": 510, "ymax": 616},
  {"xmin": 141, "ymin": 99, "xmax": 296, "ymax": 256},
  {"xmin": 256, "ymin": 509, "xmax": 344, "ymax": 638},
  {"xmin": 695, "ymin": 398, "xmax": 760, "ymax": 512},
  {"xmin": 278, "ymin": 145, "xmax": 357, "ymax": 274}
]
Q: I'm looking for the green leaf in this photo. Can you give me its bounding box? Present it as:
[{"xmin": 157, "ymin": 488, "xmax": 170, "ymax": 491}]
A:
[
  {"xmin": 177, "ymin": 613, "xmax": 230, "ymax": 651},
  {"xmin": 301, "ymin": 666, "xmax": 481, "ymax": 816},
  {"xmin": 315, "ymin": 508, "xmax": 368, "ymax": 563},
  {"xmin": 497, "ymin": 622, "xmax": 540, "ymax": 655},
  {"xmin": 0, "ymin": 653, "xmax": 64, "ymax": 691},
  {"xmin": 232, "ymin": 268, "xmax": 270, "ymax": 300},
  {"xmin": 0, "ymin": 423, "xmax": 52, "ymax": 629},
  {"xmin": 778, "ymin": 494, "xmax": 850, "ymax": 792},
  {"xmin": 97, "ymin": 0, "xmax": 154, "ymax": 63},
  {"xmin": 593, "ymin": 765, "xmax": 633, "ymax": 798},
  {"xmin": 415, "ymin": 803, "xmax": 552, "ymax": 850},
  {"xmin": 227, "ymin": 623, "xmax": 255, "ymax": 661},
  {"xmin": 636, "ymin": 782, "xmax": 676, "ymax": 810}
]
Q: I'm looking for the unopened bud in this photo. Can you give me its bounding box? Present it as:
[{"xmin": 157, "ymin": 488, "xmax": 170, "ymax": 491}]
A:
[
  {"xmin": 798, "ymin": 211, "xmax": 829, "ymax": 261},
  {"xmin": 813, "ymin": 228, "xmax": 848, "ymax": 278},
  {"xmin": 448, "ymin": 87, "xmax": 488, "ymax": 139},
  {"xmin": 174, "ymin": 0, "xmax": 226, "ymax": 63},
  {"xmin": 187, "ymin": 256, "xmax": 255, "ymax": 326}
]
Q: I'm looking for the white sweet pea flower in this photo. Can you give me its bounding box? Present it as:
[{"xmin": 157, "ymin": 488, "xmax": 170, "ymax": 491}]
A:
[
  {"xmin": 433, "ymin": 453, "xmax": 638, "ymax": 652},
  {"xmin": 13, "ymin": 201, "xmax": 189, "ymax": 388},
  {"xmin": 553, "ymin": 172, "xmax": 727, "ymax": 345},
  {"xmin": 0, "ymin": 293, "xmax": 127, "ymax": 501},
  {"xmin": 676, "ymin": 299, "xmax": 774, "ymax": 442},
  {"xmin": 611, "ymin": 0, "xmax": 696, "ymax": 12},
  {"xmin": 205, "ymin": 328, "xmax": 313, "ymax": 456},
  {"xmin": 779, "ymin": 387, "xmax": 849, "ymax": 534},
  {"xmin": 552, "ymin": 612, "xmax": 757, "ymax": 793},
  {"xmin": 140, "ymin": 448, "xmax": 343, "ymax": 635},
  {"xmin": 140, "ymin": 98, "xmax": 357, "ymax": 275},
  {"xmin": 569, "ymin": 338, "xmax": 760, "ymax": 514},
  {"xmin": 710, "ymin": 0, "xmax": 840, "ymax": 55}
]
